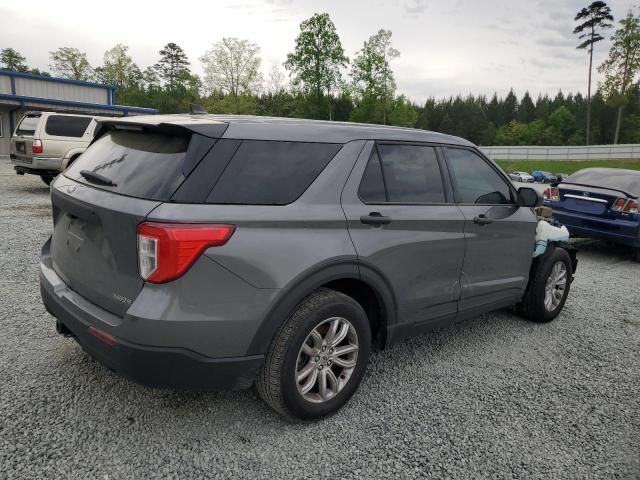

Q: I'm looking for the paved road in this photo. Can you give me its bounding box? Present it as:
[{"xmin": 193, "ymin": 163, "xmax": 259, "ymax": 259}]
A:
[{"xmin": 1, "ymin": 161, "xmax": 638, "ymax": 479}]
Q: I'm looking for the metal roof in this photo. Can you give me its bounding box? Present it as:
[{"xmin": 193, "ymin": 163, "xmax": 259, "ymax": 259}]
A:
[{"xmin": 102, "ymin": 113, "xmax": 474, "ymax": 145}]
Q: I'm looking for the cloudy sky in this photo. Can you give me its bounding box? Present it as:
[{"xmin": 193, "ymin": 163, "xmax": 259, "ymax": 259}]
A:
[{"xmin": 0, "ymin": 0, "xmax": 636, "ymax": 103}]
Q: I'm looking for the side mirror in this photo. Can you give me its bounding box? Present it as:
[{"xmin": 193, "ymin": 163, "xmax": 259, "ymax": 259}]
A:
[{"xmin": 518, "ymin": 187, "xmax": 541, "ymax": 208}]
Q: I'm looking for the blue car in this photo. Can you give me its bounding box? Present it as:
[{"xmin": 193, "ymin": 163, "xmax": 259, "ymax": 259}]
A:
[
  {"xmin": 543, "ymin": 168, "xmax": 640, "ymax": 260},
  {"xmin": 531, "ymin": 170, "xmax": 559, "ymax": 183}
]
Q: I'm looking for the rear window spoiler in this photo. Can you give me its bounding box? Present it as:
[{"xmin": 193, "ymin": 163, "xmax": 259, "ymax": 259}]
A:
[
  {"xmin": 93, "ymin": 120, "xmax": 228, "ymax": 143},
  {"xmin": 553, "ymin": 181, "xmax": 638, "ymax": 199}
]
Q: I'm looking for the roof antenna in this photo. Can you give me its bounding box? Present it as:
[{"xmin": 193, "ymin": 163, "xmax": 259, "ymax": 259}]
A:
[{"xmin": 190, "ymin": 103, "xmax": 207, "ymax": 115}]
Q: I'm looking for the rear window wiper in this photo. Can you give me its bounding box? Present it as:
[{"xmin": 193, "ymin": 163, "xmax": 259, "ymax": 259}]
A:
[{"xmin": 80, "ymin": 170, "xmax": 117, "ymax": 187}]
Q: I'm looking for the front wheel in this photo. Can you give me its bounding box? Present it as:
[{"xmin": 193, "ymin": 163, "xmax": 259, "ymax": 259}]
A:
[
  {"xmin": 256, "ymin": 288, "xmax": 371, "ymax": 420},
  {"xmin": 516, "ymin": 247, "xmax": 573, "ymax": 323}
]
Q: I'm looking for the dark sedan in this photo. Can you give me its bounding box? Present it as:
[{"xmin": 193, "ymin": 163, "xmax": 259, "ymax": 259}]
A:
[{"xmin": 543, "ymin": 168, "xmax": 640, "ymax": 260}]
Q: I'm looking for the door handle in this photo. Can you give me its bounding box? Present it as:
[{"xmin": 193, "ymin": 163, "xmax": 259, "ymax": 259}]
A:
[
  {"xmin": 360, "ymin": 212, "xmax": 392, "ymax": 226},
  {"xmin": 473, "ymin": 214, "xmax": 493, "ymax": 225}
]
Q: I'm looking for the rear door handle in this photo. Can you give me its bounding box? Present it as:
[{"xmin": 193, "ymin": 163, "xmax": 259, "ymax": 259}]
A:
[
  {"xmin": 360, "ymin": 212, "xmax": 392, "ymax": 226},
  {"xmin": 473, "ymin": 214, "xmax": 493, "ymax": 225}
]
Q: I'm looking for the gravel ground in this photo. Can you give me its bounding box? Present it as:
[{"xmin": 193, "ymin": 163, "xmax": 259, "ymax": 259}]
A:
[{"xmin": 0, "ymin": 160, "xmax": 638, "ymax": 479}]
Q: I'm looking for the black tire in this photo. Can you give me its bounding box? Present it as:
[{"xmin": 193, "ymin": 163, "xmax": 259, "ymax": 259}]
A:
[
  {"xmin": 633, "ymin": 248, "xmax": 640, "ymax": 262},
  {"xmin": 40, "ymin": 175, "xmax": 54, "ymax": 186},
  {"xmin": 516, "ymin": 247, "xmax": 572, "ymax": 323},
  {"xmin": 256, "ymin": 288, "xmax": 371, "ymax": 420}
]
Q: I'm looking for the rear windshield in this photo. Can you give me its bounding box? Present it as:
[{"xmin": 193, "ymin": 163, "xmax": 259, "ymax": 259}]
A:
[
  {"xmin": 206, "ymin": 140, "xmax": 342, "ymax": 205},
  {"xmin": 65, "ymin": 130, "xmax": 190, "ymax": 201},
  {"xmin": 45, "ymin": 115, "xmax": 93, "ymax": 137},
  {"xmin": 565, "ymin": 169, "xmax": 640, "ymax": 196},
  {"xmin": 16, "ymin": 115, "xmax": 40, "ymax": 136}
]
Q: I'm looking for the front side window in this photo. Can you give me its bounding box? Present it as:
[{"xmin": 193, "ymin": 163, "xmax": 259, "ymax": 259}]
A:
[
  {"xmin": 446, "ymin": 148, "xmax": 514, "ymax": 205},
  {"xmin": 359, "ymin": 144, "xmax": 446, "ymax": 203},
  {"xmin": 45, "ymin": 115, "xmax": 93, "ymax": 138}
]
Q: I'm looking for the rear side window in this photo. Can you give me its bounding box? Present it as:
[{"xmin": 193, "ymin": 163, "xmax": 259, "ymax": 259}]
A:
[
  {"xmin": 206, "ymin": 140, "xmax": 341, "ymax": 205},
  {"xmin": 446, "ymin": 148, "xmax": 514, "ymax": 204},
  {"xmin": 361, "ymin": 144, "xmax": 445, "ymax": 203},
  {"xmin": 45, "ymin": 115, "xmax": 92, "ymax": 137},
  {"xmin": 65, "ymin": 130, "xmax": 190, "ymax": 201},
  {"xmin": 16, "ymin": 114, "xmax": 41, "ymax": 136}
]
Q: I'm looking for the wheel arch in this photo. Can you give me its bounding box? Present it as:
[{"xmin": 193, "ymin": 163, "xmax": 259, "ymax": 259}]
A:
[{"xmin": 246, "ymin": 259, "xmax": 397, "ymax": 356}]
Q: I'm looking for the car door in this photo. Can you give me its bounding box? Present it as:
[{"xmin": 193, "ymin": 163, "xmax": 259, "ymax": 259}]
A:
[
  {"xmin": 442, "ymin": 146, "xmax": 536, "ymax": 313},
  {"xmin": 341, "ymin": 141, "xmax": 466, "ymax": 333}
]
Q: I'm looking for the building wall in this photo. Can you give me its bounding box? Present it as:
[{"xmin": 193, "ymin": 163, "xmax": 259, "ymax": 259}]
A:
[
  {"xmin": 0, "ymin": 108, "xmax": 9, "ymax": 156},
  {"xmin": 0, "ymin": 71, "xmax": 112, "ymax": 105},
  {"xmin": 0, "ymin": 76, "xmax": 11, "ymax": 95},
  {"xmin": 15, "ymin": 78, "xmax": 110, "ymax": 104}
]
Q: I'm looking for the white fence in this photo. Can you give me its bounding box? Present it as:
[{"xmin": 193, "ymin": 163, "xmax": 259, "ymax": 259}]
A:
[{"xmin": 480, "ymin": 144, "xmax": 640, "ymax": 161}]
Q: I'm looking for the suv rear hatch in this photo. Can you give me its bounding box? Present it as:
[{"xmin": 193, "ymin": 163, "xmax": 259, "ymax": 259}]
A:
[
  {"xmin": 50, "ymin": 123, "xmax": 221, "ymax": 316},
  {"xmin": 11, "ymin": 112, "xmax": 41, "ymax": 162}
]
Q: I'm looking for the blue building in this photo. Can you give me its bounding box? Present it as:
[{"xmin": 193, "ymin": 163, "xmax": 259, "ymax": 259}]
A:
[{"xmin": 0, "ymin": 70, "xmax": 157, "ymax": 156}]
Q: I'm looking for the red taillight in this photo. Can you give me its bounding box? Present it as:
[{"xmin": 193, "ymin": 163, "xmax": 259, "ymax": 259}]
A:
[
  {"xmin": 137, "ymin": 222, "xmax": 235, "ymax": 283},
  {"xmin": 543, "ymin": 187, "xmax": 560, "ymax": 202},
  {"xmin": 624, "ymin": 199, "xmax": 638, "ymax": 214},
  {"xmin": 32, "ymin": 139, "xmax": 43, "ymax": 154},
  {"xmin": 612, "ymin": 198, "xmax": 639, "ymax": 214}
]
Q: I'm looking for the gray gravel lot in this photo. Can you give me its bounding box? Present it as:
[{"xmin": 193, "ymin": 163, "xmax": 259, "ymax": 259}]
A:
[{"xmin": 0, "ymin": 160, "xmax": 639, "ymax": 479}]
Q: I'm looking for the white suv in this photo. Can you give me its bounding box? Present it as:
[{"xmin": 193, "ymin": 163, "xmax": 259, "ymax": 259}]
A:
[{"xmin": 10, "ymin": 111, "xmax": 104, "ymax": 185}]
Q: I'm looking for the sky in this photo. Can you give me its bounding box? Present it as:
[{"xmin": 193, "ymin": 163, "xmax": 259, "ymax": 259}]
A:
[{"xmin": 0, "ymin": 0, "xmax": 637, "ymax": 103}]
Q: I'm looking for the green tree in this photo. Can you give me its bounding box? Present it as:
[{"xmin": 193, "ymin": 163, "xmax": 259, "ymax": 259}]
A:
[
  {"xmin": 49, "ymin": 47, "xmax": 93, "ymax": 80},
  {"xmin": 351, "ymin": 29, "xmax": 400, "ymax": 125},
  {"xmin": 388, "ymin": 95, "xmax": 417, "ymax": 127},
  {"xmin": 156, "ymin": 42, "xmax": 191, "ymax": 91},
  {"xmin": 503, "ymin": 89, "xmax": 518, "ymax": 123},
  {"xmin": 574, "ymin": 1, "xmax": 614, "ymax": 145},
  {"xmin": 0, "ymin": 48, "xmax": 28, "ymax": 72},
  {"xmin": 548, "ymin": 106, "xmax": 578, "ymax": 142},
  {"xmin": 518, "ymin": 92, "xmax": 536, "ymax": 123},
  {"xmin": 200, "ymin": 38, "xmax": 263, "ymax": 113},
  {"xmin": 598, "ymin": 10, "xmax": 640, "ymax": 143},
  {"xmin": 284, "ymin": 13, "xmax": 348, "ymax": 119},
  {"xmin": 94, "ymin": 44, "xmax": 139, "ymax": 88}
]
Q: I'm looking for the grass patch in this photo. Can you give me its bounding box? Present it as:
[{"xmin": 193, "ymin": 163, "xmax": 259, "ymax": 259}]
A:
[{"xmin": 496, "ymin": 160, "xmax": 640, "ymax": 175}]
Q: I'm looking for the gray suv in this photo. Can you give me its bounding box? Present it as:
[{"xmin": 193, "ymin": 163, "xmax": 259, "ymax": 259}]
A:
[{"xmin": 40, "ymin": 114, "xmax": 577, "ymax": 419}]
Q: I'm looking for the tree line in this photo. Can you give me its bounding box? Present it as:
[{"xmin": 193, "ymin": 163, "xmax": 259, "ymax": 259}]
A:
[{"xmin": 1, "ymin": 5, "xmax": 640, "ymax": 145}]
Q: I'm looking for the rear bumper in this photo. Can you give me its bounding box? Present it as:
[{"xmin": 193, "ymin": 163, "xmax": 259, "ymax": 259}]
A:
[
  {"xmin": 12, "ymin": 156, "xmax": 63, "ymax": 174},
  {"xmin": 40, "ymin": 258, "xmax": 263, "ymax": 391},
  {"xmin": 553, "ymin": 211, "xmax": 640, "ymax": 247}
]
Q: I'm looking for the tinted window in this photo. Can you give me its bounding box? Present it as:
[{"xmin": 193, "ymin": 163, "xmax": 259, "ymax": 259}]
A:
[
  {"xmin": 377, "ymin": 144, "xmax": 445, "ymax": 203},
  {"xmin": 16, "ymin": 114, "xmax": 40, "ymax": 136},
  {"xmin": 358, "ymin": 149, "xmax": 387, "ymax": 202},
  {"xmin": 207, "ymin": 140, "xmax": 341, "ymax": 205},
  {"xmin": 65, "ymin": 130, "xmax": 190, "ymax": 201},
  {"xmin": 45, "ymin": 115, "xmax": 93, "ymax": 137},
  {"xmin": 446, "ymin": 148, "xmax": 513, "ymax": 204}
]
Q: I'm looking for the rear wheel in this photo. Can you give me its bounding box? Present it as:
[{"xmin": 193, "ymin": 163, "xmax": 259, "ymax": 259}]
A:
[
  {"xmin": 40, "ymin": 175, "xmax": 54, "ymax": 186},
  {"xmin": 516, "ymin": 247, "xmax": 572, "ymax": 323},
  {"xmin": 256, "ymin": 288, "xmax": 371, "ymax": 420}
]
